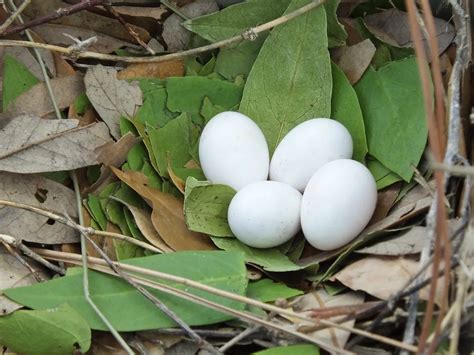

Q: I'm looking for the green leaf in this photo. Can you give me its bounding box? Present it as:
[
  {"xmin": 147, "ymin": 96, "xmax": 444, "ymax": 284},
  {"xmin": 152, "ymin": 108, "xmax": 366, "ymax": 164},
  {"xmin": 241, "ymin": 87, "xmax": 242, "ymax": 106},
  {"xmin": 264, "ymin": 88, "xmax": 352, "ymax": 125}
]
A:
[
  {"xmin": 247, "ymin": 279, "xmax": 303, "ymax": 302},
  {"xmin": 201, "ymin": 96, "xmax": 228, "ymax": 123},
  {"xmin": 212, "ymin": 238, "xmax": 302, "ymax": 272},
  {"xmin": 325, "ymin": 0, "xmax": 347, "ymax": 48},
  {"xmin": 5, "ymin": 251, "xmax": 247, "ymax": 331},
  {"xmin": 2, "ymin": 54, "xmax": 40, "ymax": 110},
  {"xmin": 239, "ymin": 0, "xmax": 332, "ymax": 153},
  {"xmin": 73, "ymin": 93, "xmax": 91, "ymax": 115},
  {"xmin": 0, "ymin": 303, "xmax": 91, "ymax": 355},
  {"xmin": 136, "ymin": 80, "xmax": 178, "ymax": 128},
  {"xmin": 367, "ymin": 157, "xmax": 402, "ymax": 190},
  {"xmin": 184, "ymin": 177, "xmax": 236, "ymax": 237},
  {"xmin": 331, "ymin": 62, "xmax": 368, "ymax": 162},
  {"xmin": 148, "ymin": 113, "xmax": 200, "ymax": 177},
  {"xmin": 87, "ymin": 195, "xmax": 107, "ymax": 230},
  {"xmin": 253, "ymin": 344, "xmax": 319, "ymax": 355},
  {"xmin": 355, "ymin": 57, "xmax": 428, "ymax": 181},
  {"xmin": 166, "ymin": 76, "xmax": 243, "ymax": 115}
]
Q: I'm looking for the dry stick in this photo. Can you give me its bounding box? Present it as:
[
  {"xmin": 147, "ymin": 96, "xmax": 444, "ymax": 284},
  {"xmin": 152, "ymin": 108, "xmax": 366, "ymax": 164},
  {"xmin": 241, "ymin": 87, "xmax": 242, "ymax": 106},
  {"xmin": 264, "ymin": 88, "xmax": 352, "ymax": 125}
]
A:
[
  {"xmin": 0, "ymin": 199, "xmax": 161, "ymax": 254},
  {"xmin": 0, "ymin": 0, "xmax": 31, "ymax": 34},
  {"xmin": 35, "ymin": 248, "xmax": 419, "ymax": 353},
  {"xmin": 431, "ymin": 161, "xmax": 474, "ymax": 177},
  {"xmin": 0, "ymin": 0, "xmax": 326, "ymax": 63},
  {"xmin": 103, "ymin": 4, "xmax": 156, "ymax": 55},
  {"xmin": 404, "ymin": 1, "xmax": 451, "ymax": 353},
  {"xmin": 83, "ymin": 232, "xmax": 220, "ymax": 353},
  {"xmin": 1, "ymin": 242, "xmax": 45, "ymax": 282},
  {"xmin": 0, "ymin": 234, "xmax": 65, "ymax": 275},
  {"xmin": 2, "ymin": 0, "xmax": 109, "ymax": 36}
]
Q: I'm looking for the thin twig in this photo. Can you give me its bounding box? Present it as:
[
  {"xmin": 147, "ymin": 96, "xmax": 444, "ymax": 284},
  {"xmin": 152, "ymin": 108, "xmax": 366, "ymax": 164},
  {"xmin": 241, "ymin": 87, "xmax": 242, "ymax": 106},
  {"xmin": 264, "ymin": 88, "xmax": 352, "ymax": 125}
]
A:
[
  {"xmin": 0, "ymin": 0, "xmax": 31, "ymax": 35},
  {"xmin": 2, "ymin": 0, "xmax": 108, "ymax": 36},
  {"xmin": 218, "ymin": 326, "xmax": 260, "ymax": 352},
  {"xmin": 1, "ymin": 242, "xmax": 44, "ymax": 282},
  {"xmin": 161, "ymin": 0, "xmax": 189, "ymax": 20},
  {"xmin": 0, "ymin": 0, "xmax": 326, "ymax": 63},
  {"xmin": 0, "ymin": 234, "xmax": 65, "ymax": 275},
  {"xmin": 431, "ymin": 161, "xmax": 474, "ymax": 176}
]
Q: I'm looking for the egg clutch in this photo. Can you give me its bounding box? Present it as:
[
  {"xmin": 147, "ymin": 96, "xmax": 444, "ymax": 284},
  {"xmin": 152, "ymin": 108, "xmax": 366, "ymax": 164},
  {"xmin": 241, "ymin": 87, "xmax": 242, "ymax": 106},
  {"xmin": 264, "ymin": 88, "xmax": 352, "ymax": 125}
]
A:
[{"xmin": 198, "ymin": 111, "xmax": 377, "ymax": 251}]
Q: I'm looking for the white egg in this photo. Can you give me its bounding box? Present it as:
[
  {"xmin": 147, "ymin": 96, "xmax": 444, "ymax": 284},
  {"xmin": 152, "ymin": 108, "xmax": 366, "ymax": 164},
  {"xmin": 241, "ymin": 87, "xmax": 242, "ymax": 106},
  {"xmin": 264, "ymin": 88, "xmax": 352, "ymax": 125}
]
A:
[
  {"xmin": 301, "ymin": 159, "xmax": 377, "ymax": 250},
  {"xmin": 270, "ymin": 118, "xmax": 353, "ymax": 192},
  {"xmin": 228, "ymin": 181, "xmax": 302, "ymax": 248},
  {"xmin": 199, "ymin": 111, "xmax": 269, "ymax": 191}
]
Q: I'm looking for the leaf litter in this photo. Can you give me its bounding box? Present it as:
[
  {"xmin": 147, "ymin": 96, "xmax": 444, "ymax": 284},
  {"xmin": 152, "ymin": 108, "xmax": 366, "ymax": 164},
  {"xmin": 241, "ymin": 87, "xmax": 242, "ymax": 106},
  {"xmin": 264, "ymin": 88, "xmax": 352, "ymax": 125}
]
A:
[{"xmin": 0, "ymin": 0, "xmax": 467, "ymax": 353}]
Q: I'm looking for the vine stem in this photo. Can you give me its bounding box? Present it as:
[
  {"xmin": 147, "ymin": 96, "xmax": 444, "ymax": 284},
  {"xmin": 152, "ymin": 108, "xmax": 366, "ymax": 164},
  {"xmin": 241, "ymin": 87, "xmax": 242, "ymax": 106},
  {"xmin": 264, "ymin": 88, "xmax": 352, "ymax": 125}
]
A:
[{"xmin": 0, "ymin": 0, "xmax": 326, "ymax": 63}]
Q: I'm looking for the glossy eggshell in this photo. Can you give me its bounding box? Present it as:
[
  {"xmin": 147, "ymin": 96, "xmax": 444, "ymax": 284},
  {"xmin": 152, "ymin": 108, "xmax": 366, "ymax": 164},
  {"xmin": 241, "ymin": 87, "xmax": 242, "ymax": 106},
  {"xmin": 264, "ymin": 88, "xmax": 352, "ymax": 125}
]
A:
[
  {"xmin": 301, "ymin": 159, "xmax": 377, "ymax": 250},
  {"xmin": 270, "ymin": 118, "xmax": 353, "ymax": 192},
  {"xmin": 199, "ymin": 111, "xmax": 269, "ymax": 191},
  {"xmin": 228, "ymin": 181, "xmax": 302, "ymax": 248}
]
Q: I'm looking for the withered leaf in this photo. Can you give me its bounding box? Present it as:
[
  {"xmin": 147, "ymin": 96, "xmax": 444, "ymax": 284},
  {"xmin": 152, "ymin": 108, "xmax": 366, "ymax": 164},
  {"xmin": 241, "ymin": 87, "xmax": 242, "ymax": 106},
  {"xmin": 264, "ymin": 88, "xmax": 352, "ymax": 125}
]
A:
[
  {"xmin": 0, "ymin": 246, "xmax": 50, "ymax": 315},
  {"xmin": 85, "ymin": 65, "xmax": 143, "ymax": 139},
  {"xmin": 333, "ymin": 256, "xmax": 443, "ymax": 305},
  {"xmin": 0, "ymin": 172, "xmax": 78, "ymax": 244},
  {"xmin": 332, "ymin": 39, "xmax": 376, "ymax": 84},
  {"xmin": 6, "ymin": 75, "xmax": 84, "ymax": 118},
  {"xmin": 0, "ymin": 116, "xmax": 110, "ymax": 174},
  {"xmin": 112, "ymin": 168, "xmax": 214, "ymax": 251},
  {"xmin": 363, "ymin": 8, "xmax": 455, "ymax": 61},
  {"xmin": 117, "ymin": 60, "xmax": 185, "ymax": 80}
]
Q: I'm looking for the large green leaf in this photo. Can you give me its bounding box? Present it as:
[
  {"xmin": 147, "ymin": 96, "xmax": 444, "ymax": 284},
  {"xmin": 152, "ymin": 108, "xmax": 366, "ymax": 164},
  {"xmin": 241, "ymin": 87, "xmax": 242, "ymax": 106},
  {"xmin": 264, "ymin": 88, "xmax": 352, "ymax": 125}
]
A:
[
  {"xmin": 367, "ymin": 157, "xmax": 402, "ymax": 190},
  {"xmin": 184, "ymin": 177, "xmax": 236, "ymax": 237},
  {"xmin": 331, "ymin": 62, "xmax": 368, "ymax": 162},
  {"xmin": 0, "ymin": 304, "xmax": 91, "ymax": 355},
  {"xmin": 239, "ymin": 0, "xmax": 331, "ymax": 153},
  {"xmin": 136, "ymin": 81, "xmax": 178, "ymax": 128},
  {"xmin": 247, "ymin": 279, "xmax": 303, "ymax": 302},
  {"xmin": 355, "ymin": 57, "xmax": 428, "ymax": 181},
  {"xmin": 148, "ymin": 113, "xmax": 200, "ymax": 177},
  {"xmin": 2, "ymin": 54, "xmax": 40, "ymax": 110},
  {"xmin": 4, "ymin": 251, "xmax": 247, "ymax": 331},
  {"xmin": 212, "ymin": 238, "xmax": 302, "ymax": 272},
  {"xmin": 166, "ymin": 76, "xmax": 243, "ymax": 114}
]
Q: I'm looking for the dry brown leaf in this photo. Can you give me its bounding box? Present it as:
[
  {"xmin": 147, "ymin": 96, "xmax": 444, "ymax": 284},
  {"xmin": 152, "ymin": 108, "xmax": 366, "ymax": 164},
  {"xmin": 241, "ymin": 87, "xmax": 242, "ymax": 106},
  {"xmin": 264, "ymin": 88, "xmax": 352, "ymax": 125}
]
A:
[
  {"xmin": 363, "ymin": 8, "xmax": 455, "ymax": 61},
  {"xmin": 281, "ymin": 289, "xmax": 365, "ymax": 349},
  {"xmin": 52, "ymin": 52, "xmax": 76, "ymax": 77},
  {"xmin": 117, "ymin": 60, "xmax": 185, "ymax": 80},
  {"xmin": 110, "ymin": 5, "xmax": 167, "ymax": 20},
  {"xmin": 168, "ymin": 165, "xmax": 186, "ymax": 194},
  {"xmin": 333, "ymin": 256, "xmax": 443, "ymax": 305},
  {"xmin": 33, "ymin": 23, "xmax": 140, "ymax": 54},
  {"xmin": 25, "ymin": 0, "xmax": 150, "ymax": 43},
  {"xmin": 85, "ymin": 65, "xmax": 143, "ymax": 139},
  {"xmin": 5, "ymin": 75, "xmax": 84, "ymax": 118},
  {"xmin": 0, "ymin": 116, "xmax": 110, "ymax": 174},
  {"xmin": 112, "ymin": 168, "xmax": 215, "ymax": 251},
  {"xmin": 0, "ymin": 172, "xmax": 78, "ymax": 244},
  {"xmin": 96, "ymin": 132, "xmax": 140, "ymax": 167},
  {"xmin": 369, "ymin": 183, "xmax": 401, "ymax": 225},
  {"xmin": 338, "ymin": 18, "xmax": 365, "ymax": 46},
  {"xmin": 332, "ymin": 39, "xmax": 376, "ymax": 84},
  {"xmin": 121, "ymin": 202, "xmax": 174, "ymax": 253},
  {"xmin": 163, "ymin": 0, "xmax": 219, "ymax": 51},
  {"xmin": 0, "ymin": 245, "xmax": 50, "ymax": 315}
]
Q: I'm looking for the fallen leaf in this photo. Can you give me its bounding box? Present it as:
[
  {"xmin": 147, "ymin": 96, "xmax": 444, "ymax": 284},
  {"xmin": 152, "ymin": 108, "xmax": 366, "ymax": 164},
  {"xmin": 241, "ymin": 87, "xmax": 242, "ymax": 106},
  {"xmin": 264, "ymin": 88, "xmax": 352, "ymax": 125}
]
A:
[
  {"xmin": 112, "ymin": 168, "xmax": 215, "ymax": 251},
  {"xmin": 332, "ymin": 39, "xmax": 376, "ymax": 84},
  {"xmin": 117, "ymin": 60, "xmax": 185, "ymax": 80},
  {"xmin": 33, "ymin": 23, "xmax": 140, "ymax": 54},
  {"xmin": 85, "ymin": 65, "xmax": 143, "ymax": 139},
  {"xmin": 52, "ymin": 52, "xmax": 75, "ymax": 77},
  {"xmin": 239, "ymin": 0, "xmax": 331, "ymax": 153},
  {"xmin": 162, "ymin": 0, "xmax": 219, "ymax": 51},
  {"xmin": 6, "ymin": 75, "xmax": 85, "ymax": 118},
  {"xmin": 96, "ymin": 132, "xmax": 140, "ymax": 168},
  {"xmin": 121, "ymin": 202, "xmax": 174, "ymax": 253},
  {"xmin": 0, "ymin": 245, "xmax": 49, "ymax": 315},
  {"xmin": 283, "ymin": 289, "xmax": 365, "ymax": 349},
  {"xmin": 333, "ymin": 256, "xmax": 443, "ymax": 305},
  {"xmin": 363, "ymin": 8, "xmax": 455, "ymax": 61},
  {"xmin": 357, "ymin": 219, "xmax": 462, "ymax": 256},
  {"xmin": 108, "ymin": 5, "xmax": 167, "ymax": 20},
  {"xmin": 5, "ymin": 46, "xmax": 54, "ymax": 80},
  {"xmin": 0, "ymin": 172, "xmax": 78, "ymax": 244},
  {"xmin": 368, "ymin": 183, "xmax": 401, "ymax": 225},
  {"xmin": 0, "ymin": 116, "xmax": 111, "ymax": 173}
]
